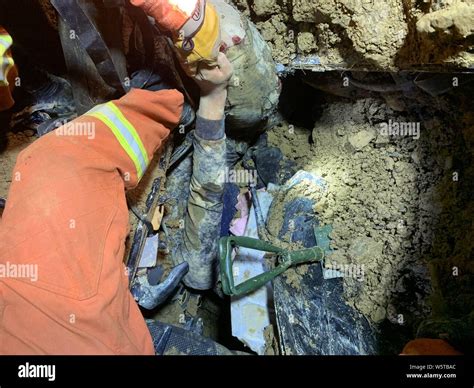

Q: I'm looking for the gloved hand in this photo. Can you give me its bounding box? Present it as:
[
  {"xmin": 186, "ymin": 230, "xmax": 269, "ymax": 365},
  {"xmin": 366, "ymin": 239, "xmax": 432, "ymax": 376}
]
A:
[{"xmin": 130, "ymin": 0, "xmax": 221, "ymax": 76}]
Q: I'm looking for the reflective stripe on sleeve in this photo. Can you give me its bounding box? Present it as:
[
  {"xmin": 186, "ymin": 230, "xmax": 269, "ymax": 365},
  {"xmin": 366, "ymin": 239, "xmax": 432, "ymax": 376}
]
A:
[
  {"xmin": 86, "ymin": 102, "xmax": 149, "ymax": 179},
  {"xmin": 0, "ymin": 34, "xmax": 13, "ymax": 57},
  {"xmin": 0, "ymin": 55, "xmax": 14, "ymax": 85},
  {"xmin": 0, "ymin": 32, "xmax": 14, "ymax": 86}
]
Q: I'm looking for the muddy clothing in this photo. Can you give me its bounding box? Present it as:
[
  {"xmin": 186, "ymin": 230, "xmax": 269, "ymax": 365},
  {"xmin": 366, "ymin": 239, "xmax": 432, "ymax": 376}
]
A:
[
  {"xmin": 173, "ymin": 117, "xmax": 226, "ymax": 290},
  {"xmin": 132, "ymin": 117, "xmax": 227, "ymax": 308},
  {"xmin": 0, "ymin": 27, "xmax": 17, "ymax": 111},
  {"xmin": 0, "ymin": 88, "xmax": 184, "ymax": 354}
]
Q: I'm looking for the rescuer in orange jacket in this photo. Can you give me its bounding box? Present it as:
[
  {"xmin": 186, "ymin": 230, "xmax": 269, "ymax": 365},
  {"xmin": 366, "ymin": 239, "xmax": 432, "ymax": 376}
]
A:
[{"xmin": 0, "ymin": 20, "xmax": 233, "ymax": 354}]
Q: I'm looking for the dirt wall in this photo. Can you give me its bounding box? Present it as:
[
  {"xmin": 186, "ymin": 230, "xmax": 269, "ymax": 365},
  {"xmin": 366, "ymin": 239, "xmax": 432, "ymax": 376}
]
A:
[{"xmin": 231, "ymin": 0, "xmax": 474, "ymax": 71}]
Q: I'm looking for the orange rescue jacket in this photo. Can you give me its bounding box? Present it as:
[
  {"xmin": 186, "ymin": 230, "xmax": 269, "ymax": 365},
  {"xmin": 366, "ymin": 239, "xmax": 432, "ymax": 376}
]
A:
[{"xmin": 0, "ymin": 88, "xmax": 183, "ymax": 354}]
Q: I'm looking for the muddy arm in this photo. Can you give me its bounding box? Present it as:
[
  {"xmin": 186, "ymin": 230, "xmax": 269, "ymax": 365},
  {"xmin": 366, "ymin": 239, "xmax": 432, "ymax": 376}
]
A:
[
  {"xmin": 175, "ymin": 116, "xmax": 226, "ymax": 290},
  {"xmin": 174, "ymin": 52, "xmax": 231, "ymax": 290}
]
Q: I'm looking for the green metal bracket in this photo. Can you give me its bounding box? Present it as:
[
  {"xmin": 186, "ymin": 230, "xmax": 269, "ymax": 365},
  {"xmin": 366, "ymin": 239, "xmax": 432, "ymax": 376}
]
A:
[{"xmin": 219, "ymin": 232, "xmax": 326, "ymax": 296}]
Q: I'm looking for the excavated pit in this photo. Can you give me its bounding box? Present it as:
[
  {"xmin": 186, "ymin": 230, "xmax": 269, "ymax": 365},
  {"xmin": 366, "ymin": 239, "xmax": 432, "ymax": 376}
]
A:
[{"xmin": 264, "ymin": 71, "xmax": 474, "ymax": 353}]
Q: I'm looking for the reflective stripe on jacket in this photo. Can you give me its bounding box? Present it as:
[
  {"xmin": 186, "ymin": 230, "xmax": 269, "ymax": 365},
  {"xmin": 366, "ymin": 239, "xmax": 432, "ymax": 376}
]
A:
[{"xmin": 0, "ymin": 88, "xmax": 183, "ymax": 354}]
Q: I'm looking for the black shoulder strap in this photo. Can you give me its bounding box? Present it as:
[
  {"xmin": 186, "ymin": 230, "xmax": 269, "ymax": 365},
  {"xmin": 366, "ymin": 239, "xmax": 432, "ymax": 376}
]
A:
[
  {"xmin": 125, "ymin": 1, "xmax": 156, "ymax": 89},
  {"xmin": 50, "ymin": 0, "xmax": 128, "ymax": 94}
]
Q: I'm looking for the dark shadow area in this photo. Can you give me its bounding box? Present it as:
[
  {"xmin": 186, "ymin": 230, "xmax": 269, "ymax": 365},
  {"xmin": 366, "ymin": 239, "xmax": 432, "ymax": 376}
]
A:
[
  {"xmin": 417, "ymin": 80, "xmax": 474, "ymax": 354},
  {"xmin": 379, "ymin": 75, "xmax": 474, "ymax": 355},
  {"xmin": 278, "ymin": 72, "xmax": 326, "ymax": 130},
  {"xmin": 0, "ymin": 0, "xmax": 65, "ymax": 75}
]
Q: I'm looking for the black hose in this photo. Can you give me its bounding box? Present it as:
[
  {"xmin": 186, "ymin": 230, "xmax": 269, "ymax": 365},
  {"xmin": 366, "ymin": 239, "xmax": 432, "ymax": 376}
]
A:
[{"xmin": 346, "ymin": 74, "xmax": 410, "ymax": 93}]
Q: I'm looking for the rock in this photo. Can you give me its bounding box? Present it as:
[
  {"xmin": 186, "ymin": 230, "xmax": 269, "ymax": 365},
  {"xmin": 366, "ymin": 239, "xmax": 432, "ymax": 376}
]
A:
[
  {"xmin": 372, "ymin": 306, "xmax": 387, "ymax": 323},
  {"xmin": 375, "ymin": 132, "xmax": 391, "ymax": 146},
  {"xmin": 297, "ymin": 32, "xmax": 317, "ymax": 53},
  {"xmin": 327, "ymin": 249, "xmax": 351, "ymax": 266},
  {"xmin": 324, "ymin": 208, "xmax": 334, "ymax": 219},
  {"xmin": 395, "ymin": 275, "xmax": 407, "ymax": 293},
  {"xmin": 251, "ymin": 0, "xmax": 278, "ymax": 17},
  {"xmin": 348, "ymin": 130, "xmax": 376, "ymax": 151},
  {"xmin": 314, "ymin": 197, "xmax": 328, "ymax": 213},
  {"xmin": 416, "ymin": 3, "xmax": 474, "ymax": 38},
  {"xmin": 411, "ymin": 151, "xmax": 420, "ymax": 164},
  {"xmin": 394, "ymin": 161, "xmax": 411, "ymax": 173},
  {"xmin": 387, "ymin": 222, "xmax": 397, "ymax": 230},
  {"xmin": 396, "ymin": 223, "xmax": 409, "ymax": 237},
  {"xmin": 384, "ymin": 156, "xmax": 395, "ymax": 171},
  {"xmin": 348, "ymin": 237, "xmax": 384, "ymax": 264},
  {"xmin": 342, "ymin": 176, "xmax": 357, "ymax": 186}
]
